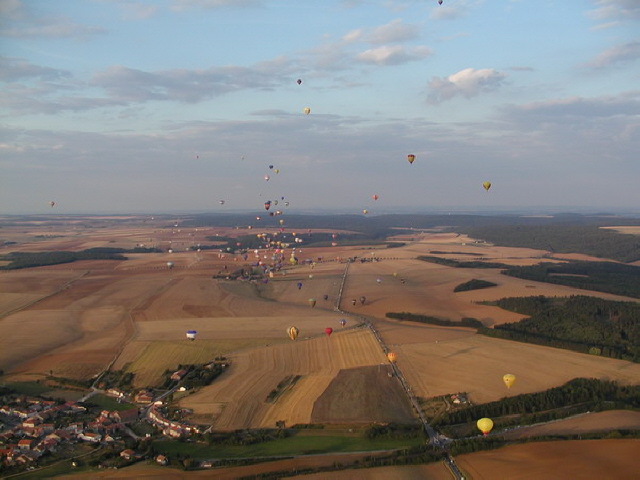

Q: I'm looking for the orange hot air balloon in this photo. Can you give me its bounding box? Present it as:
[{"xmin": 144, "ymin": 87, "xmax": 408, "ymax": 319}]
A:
[
  {"xmin": 387, "ymin": 352, "xmax": 397, "ymax": 363},
  {"xmin": 325, "ymin": 327, "xmax": 333, "ymax": 337},
  {"xmin": 287, "ymin": 326, "xmax": 299, "ymax": 341},
  {"xmin": 372, "ymin": 194, "xmax": 379, "ymax": 201},
  {"xmin": 407, "ymin": 154, "xmax": 415, "ymax": 164},
  {"xmin": 477, "ymin": 418, "xmax": 494, "ymax": 436}
]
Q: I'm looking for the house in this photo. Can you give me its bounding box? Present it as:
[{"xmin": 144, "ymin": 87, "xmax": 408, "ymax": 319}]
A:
[
  {"xmin": 120, "ymin": 449, "xmax": 136, "ymax": 460},
  {"xmin": 78, "ymin": 432, "xmax": 102, "ymax": 443},
  {"xmin": 111, "ymin": 408, "xmax": 138, "ymax": 424},
  {"xmin": 170, "ymin": 369, "xmax": 188, "ymax": 381},
  {"xmin": 17, "ymin": 438, "xmax": 36, "ymax": 451},
  {"xmin": 134, "ymin": 390, "xmax": 153, "ymax": 404}
]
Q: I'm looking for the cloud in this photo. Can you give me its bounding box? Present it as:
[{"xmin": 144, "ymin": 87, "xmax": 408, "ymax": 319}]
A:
[
  {"xmin": 427, "ymin": 68, "xmax": 507, "ymax": 103},
  {"xmin": 170, "ymin": 0, "xmax": 262, "ymax": 10},
  {"xmin": 584, "ymin": 41, "xmax": 640, "ymax": 68},
  {"xmin": 0, "ymin": 57, "xmax": 71, "ymax": 82},
  {"xmin": 505, "ymin": 91, "xmax": 640, "ymax": 119},
  {"xmin": 0, "ymin": 1, "xmax": 106, "ymax": 39},
  {"xmin": 357, "ymin": 45, "xmax": 432, "ymax": 65},
  {"xmin": 587, "ymin": 0, "xmax": 640, "ymax": 28}
]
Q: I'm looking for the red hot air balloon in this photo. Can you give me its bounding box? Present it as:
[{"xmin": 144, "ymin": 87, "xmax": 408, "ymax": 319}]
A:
[{"xmin": 325, "ymin": 327, "xmax": 333, "ymax": 337}]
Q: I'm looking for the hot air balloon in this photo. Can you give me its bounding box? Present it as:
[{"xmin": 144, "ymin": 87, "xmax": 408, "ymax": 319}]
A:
[
  {"xmin": 297, "ymin": 79, "xmax": 302, "ymax": 85},
  {"xmin": 167, "ymin": 261, "xmax": 174, "ymax": 269},
  {"xmin": 264, "ymin": 175, "xmax": 270, "ymax": 181},
  {"xmin": 303, "ymin": 107, "xmax": 311, "ymax": 115},
  {"xmin": 387, "ymin": 352, "xmax": 397, "ymax": 363},
  {"xmin": 372, "ymin": 194, "xmax": 379, "ymax": 201},
  {"xmin": 477, "ymin": 418, "xmax": 494, "ymax": 436},
  {"xmin": 407, "ymin": 154, "xmax": 416, "ymax": 164},
  {"xmin": 269, "ymin": 165, "xmax": 274, "ymax": 169},
  {"xmin": 264, "ymin": 201, "xmax": 271, "ymax": 211},
  {"xmin": 297, "ymin": 282, "xmax": 303, "ymax": 290},
  {"xmin": 186, "ymin": 330, "xmax": 197, "ymax": 341},
  {"xmin": 219, "ymin": 200, "xmax": 225, "ymax": 205},
  {"xmin": 49, "ymin": 201, "xmax": 56, "ymax": 208},
  {"xmin": 360, "ymin": 296, "xmax": 366, "ymax": 305},
  {"xmin": 483, "ymin": 181, "xmax": 492, "ymax": 191},
  {"xmin": 503, "ymin": 374, "xmax": 516, "ymax": 389},
  {"xmin": 287, "ymin": 326, "xmax": 299, "ymax": 341},
  {"xmin": 325, "ymin": 327, "xmax": 333, "ymax": 337},
  {"xmin": 340, "ymin": 318, "xmax": 347, "ymax": 327},
  {"xmin": 308, "ymin": 298, "xmax": 316, "ymax": 307},
  {"xmin": 362, "ymin": 209, "xmax": 368, "ymax": 214},
  {"xmin": 323, "ymin": 294, "xmax": 329, "ymax": 300},
  {"xmin": 438, "ymin": 0, "xmax": 443, "ymax": 4}
]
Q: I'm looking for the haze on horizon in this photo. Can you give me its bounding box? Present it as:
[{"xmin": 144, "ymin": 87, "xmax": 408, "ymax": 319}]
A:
[{"xmin": 1, "ymin": 0, "xmax": 639, "ymax": 215}]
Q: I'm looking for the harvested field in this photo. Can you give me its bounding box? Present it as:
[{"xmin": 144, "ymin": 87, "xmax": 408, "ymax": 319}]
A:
[
  {"xmin": 311, "ymin": 365, "xmax": 416, "ymax": 424},
  {"xmin": 393, "ymin": 334, "xmax": 640, "ymax": 405},
  {"xmin": 179, "ymin": 328, "xmax": 390, "ymax": 429},
  {"xmin": 503, "ymin": 410, "xmax": 640, "ymax": 439},
  {"xmin": 456, "ymin": 439, "xmax": 640, "ymax": 479}
]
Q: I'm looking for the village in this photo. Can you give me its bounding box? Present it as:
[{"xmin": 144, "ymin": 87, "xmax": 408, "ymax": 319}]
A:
[{"xmin": 0, "ymin": 367, "xmax": 206, "ymax": 474}]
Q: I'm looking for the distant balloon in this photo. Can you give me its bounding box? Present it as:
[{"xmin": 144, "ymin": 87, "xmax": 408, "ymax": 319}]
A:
[
  {"xmin": 308, "ymin": 298, "xmax": 316, "ymax": 307},
  {"xmin": 323, "ymin": 294, "xmax": 329, "ymax": 300},
  {"xmin": 269, "ymin": 165, "xmax": 274, "ymax": 169},
  {"xmin": 503, "ymin": 374, "xmax": 516, "ymax": 389},
  {"xmin": 407, "ymin": 154, "xmax": 416, "ymax": 164},
  {"xmin": 362, "ymin": 209, "xmax": 368, "ymax": 214},
  {"xmin": 219, "ymin": 200, "xmax": 225, "ymax": 205},
  {"xmin": 287, "ymin": 326, "xmax": 299, "ymax": 341},
  {"xmin": 49, "ymin": 201, "xmax": 56, "ymax": 208},
  {"xmin": 297, "ymin": 282, "xmax": 303, "ymax": 290},
  {"xmin": 387, "ymin": 352, "xmax": 397, "ymax": 363},
  {"xmin": 477, "ymin": 418, "xmax": 494, "ymax": 436},
  {"xmin": 325, "ymin": 327, "xmax": 333, "ymax": 337},
  {"xmin": 303, "ymin": 107, "xmax": 311, "ymax": 115},
  {"xmin": 372, "ymin": 194, "xmax": 379, "ymax": 201},
  {"xmin": 297, "ymin": 79, "xmax": 302, "ymax": 85},
  {"xmin": 360, "ymin": 296, "xmax": 366, "ymax": 305},
  {"xmin": 438, "ymin": 0, "xmax": 443, "ymax": 4},
  {"xmin": 340, "ymin": 319, "xmax": 347, "ymax": 327},
  {"xmin": 166, "ymin": 261, "xmax": 174, "ymax": 269},
  {"xmin": 264, "ymin": 175, "xmax": 270, "ymax": 181},
  {"xmin": 264, "ymin": 201, "xmax": 271, "ymax": 211},
  {"xmin": 186, "ymin": 330, "xmax": 197, "ymax": 341},
  {"xmin": 483, "ymin": 181, "xmax": 492, "ymax": 191}
]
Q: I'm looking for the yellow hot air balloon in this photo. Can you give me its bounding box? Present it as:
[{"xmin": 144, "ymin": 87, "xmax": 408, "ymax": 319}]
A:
[
  {"xmin": 407, "ymin": 154, "xmax": 415, "ymax": 164},
  {"xmin": 477, "ymin": 418, "xmax": 494, "ymax": 436},
  {"xmin": 503, "ymin": 374, "xmax": 516, "ymax": 389},
  {"xmin": 308, "ymin": 298, "xmax": 316, "ymax": 307},
  {"xmin": 387, "ymin": 352, "xmax": 397, "ymax": 363},
  {"xmin": 287, "ymin": 326, "xmax": 299, "ymax": 341},
  {"xmin": 483, "ymin": 181, "xmax": 492, "ymax": 191},
  {"xmin": 362, "ymin": 209, "xmax": 368, "ymax": 214},
  {"xmin": 303, "ymin": 107, "xmax": 311, "ymax": 115}
]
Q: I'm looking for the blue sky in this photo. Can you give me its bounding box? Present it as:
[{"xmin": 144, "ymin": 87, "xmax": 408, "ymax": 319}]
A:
[{"xmin": 1, "ymin": 0, "xmax": 639, "ymax": 215}]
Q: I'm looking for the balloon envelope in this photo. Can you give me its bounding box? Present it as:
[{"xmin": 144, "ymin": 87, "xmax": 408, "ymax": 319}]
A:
[
  {"xmin": 483, "ymin": 181, "xmax": 492, "ymax": 191},
  {"xmin": 287, "ymin": 326, "xmax": 299, "ymax": 341},
  {"xmin": 308, "ymin": 298, "xmax": 316, "ymax": 307},
  {"xmin": 407, "ymin": 154, "xmax": 415, "ymax": 164},
  {"xmin": 325, "ymin": 327, "xmax": 333, "ymax": 336},
  {"xmin": 477, "ymin": 418, "xmax": 494, "ymax": 435},
  {"xmin": 387, "ymin": 352, "xmax": 397, "ymax": 362},
  {"xmin": 303, "ymin": 107, "xmax": 311, "ymax": 115},
  {"xmin": 503, "ymin": 374, "xmax": 516, "ymax": 389},
  {"xmin": 186, "ymin": 330, "xmax": 197, "ymax": 340}
]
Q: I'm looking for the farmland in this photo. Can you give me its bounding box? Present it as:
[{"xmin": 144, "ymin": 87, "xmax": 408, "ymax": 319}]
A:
[{"xmin": 1, "ymin": 213, "xmax": 639, "ymax": 478}]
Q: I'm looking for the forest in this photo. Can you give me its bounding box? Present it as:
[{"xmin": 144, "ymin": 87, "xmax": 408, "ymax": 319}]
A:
[
  {"xmin": 432, "ymin": 378, "xmax": 640, "ymax": 433},
  {"xmin": 478, "ymin": 296, "xmax": 640, "ymax": 362},
  {"xmin": 501, "ymin": 261, "xmax": 640, "ymax": 298},
  {"xmin": 453, "ymin": 279, "xmax": 497, "ymax": 292},
  {"xmin": 463, "ymin": 225, "xmax": 640, "ymax": 263}
]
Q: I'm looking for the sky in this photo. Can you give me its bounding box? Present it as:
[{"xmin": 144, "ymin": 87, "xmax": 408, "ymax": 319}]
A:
[{"xmin": 1, "ymin": 0, "xmax": 639, "ymax": 215}]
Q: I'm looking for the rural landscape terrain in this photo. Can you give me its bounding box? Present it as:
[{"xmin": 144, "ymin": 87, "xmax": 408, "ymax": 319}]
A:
[{"xmin": 1, "ymin": 212, "xmax": 639, "ymax": 479}]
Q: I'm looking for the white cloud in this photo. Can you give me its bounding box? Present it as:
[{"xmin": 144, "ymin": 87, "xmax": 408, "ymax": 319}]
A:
[
  {"xmin": 357, "ymin": 45, "xmax": 431, "ymax": 65},
  {"xmin": 427, "ymin": 68, "xmax": 507, "ymax": 103},
  {"xmin": 585, "ymin": 41, "xmax": 640, "ymax": 68}
]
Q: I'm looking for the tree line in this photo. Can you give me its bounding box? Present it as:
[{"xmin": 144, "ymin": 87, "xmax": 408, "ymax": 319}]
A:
[
  {"xmin": 0, "ymin": 247, "xmax": 160, "ymax": 270},
  {"xmin": 478, "ymin": 295, "xmax": 640, "ymax": 362}
]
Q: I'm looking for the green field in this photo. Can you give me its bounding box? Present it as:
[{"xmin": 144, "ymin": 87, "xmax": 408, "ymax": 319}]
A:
[{"xmin": 153, "ymin": 433, "xmax": 425, "ymax": 459}]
